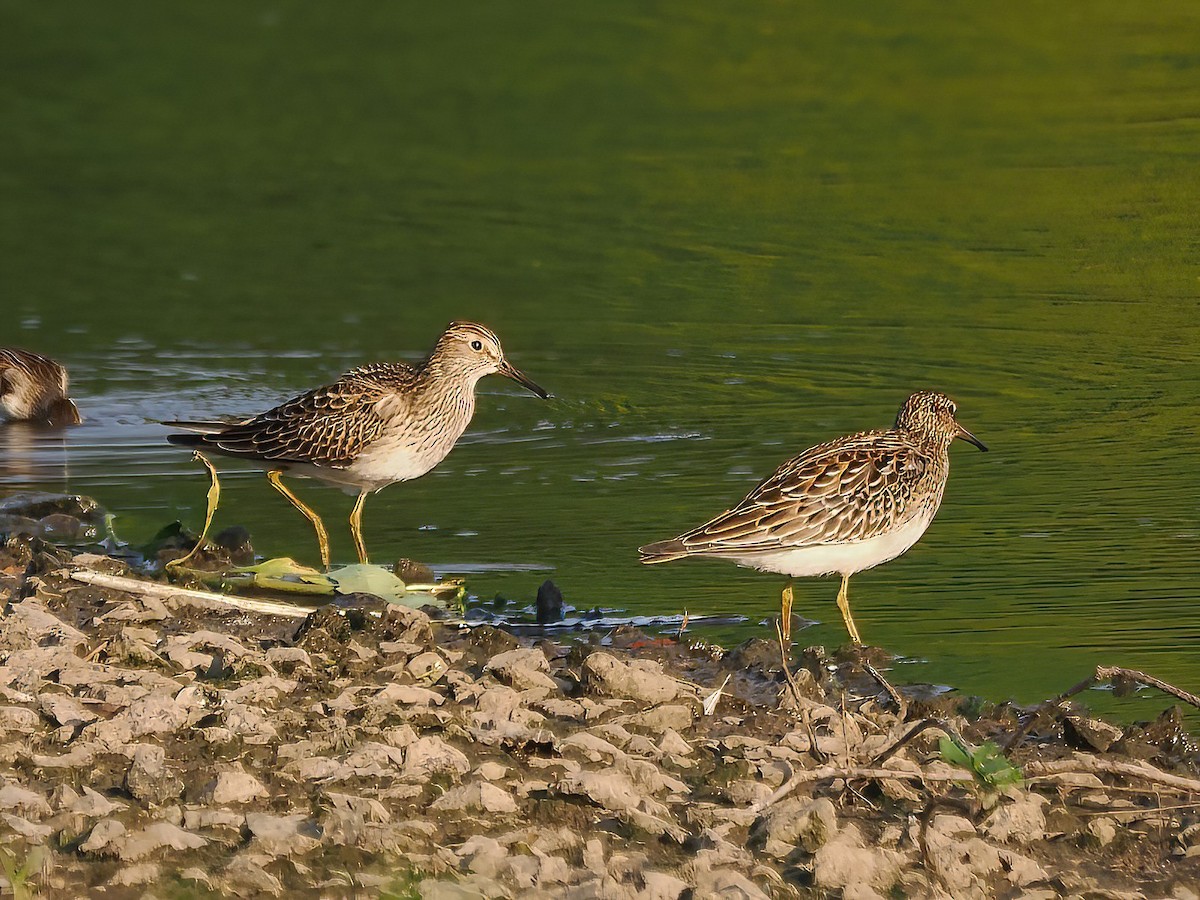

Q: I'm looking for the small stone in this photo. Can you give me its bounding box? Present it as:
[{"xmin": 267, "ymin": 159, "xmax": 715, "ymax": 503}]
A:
[
  {"xmin": 658, "ymin": 729, "xmax": 693, "ymax": 757},
  {"xmin": 982, "ymin": 792, "xmax": 1047, "ymax": 846},
  {"xmin": 402, "ymin": 736, "xmax": 471, "ymax": 780},
  {"xmin": 484, "ymin": 648, "xmax": 558, "ymax": 692},
  {"xmin": 753, "ymin": 796, "xmax": 838, "ymax": 858},
  {"xmin": 625, "ymin": 704, "xmax": 695, "ymax": 734},
  {"xmin": 203, "ymin": 765, "xmax": 269, "ymax": 805},
  {"xmin": 641, "ymin": 870, "xmax": 688, "ymax": 899},
  {"xmin": 116, "ymin": 821, "xmax": 206, "ymax": 860},
  {"xmin": 430, "ymin": 781, "xmax": 518, "ymax": 814},
  {"xmin": 1063, "ymin": 714, "xmax": 1123, "ymax": 753},
  {"xmin": 813, "ymin": 823, "xmax": 905, "ymax": 893},
  {"xmin": 1086, "ymin": 816, "xmax": 1117, "ymax": 847},
  {"xmin": 126, "ymin": 744, "xmax": 184, "ymax": 806},
  {"xmin": 475, "ymin": 762, "xmax": 508, "ymax": 781},
  {"xmin": 245, "ymin": 812, "xmax": 322, "ymax": 856},
  {"xmin": 80, "ymin": 818, "xmax": 126, "ymax": 855},
  {"xmin": 582, "ymin": 652, "xmax": 683, "ymax": 705},
  {"xmin": 407, "ymin": 651, "xmax": 448, "ymax": 682}
]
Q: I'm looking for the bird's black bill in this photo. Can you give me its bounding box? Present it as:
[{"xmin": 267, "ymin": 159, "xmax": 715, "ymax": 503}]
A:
[
  {"xmin": 956, "ymin": 424, "xmax": 988, "ymax": 452},
  {"xmin": 498, "ymin": 359, "xmax": 550, "ymax": 399}
]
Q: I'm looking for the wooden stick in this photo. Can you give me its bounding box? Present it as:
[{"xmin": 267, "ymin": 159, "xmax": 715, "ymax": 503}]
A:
[
  {"xmin": 1095, "ymin": 666, "xmax": 1200, "ymax": 710},
  {"xmin": 68, "ymin": 569, "xmax": 313, "ymax": 620},
  {"xmin": 863, "ymin": 661, "xmax": 908, "ymax": 720},
  {"xmin": 1008, "ymin": 665, "xmax": 1200, "ymax": 751},
  {"xmin": 1025, "ymin": 757, "xmax": 1200, "ymax": 795},
  {"xmin": 754, "ymin": 764, "xmax": 971, "ymax": 812}
]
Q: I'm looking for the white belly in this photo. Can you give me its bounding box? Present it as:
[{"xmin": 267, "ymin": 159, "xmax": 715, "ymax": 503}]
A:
[
  {"xmin": 728, "ymin": 512, "xmax": 935, "ymax": 578},
  {"xmin": 345, "ymin": 433, "xmax": 448, "ymax": 488}
]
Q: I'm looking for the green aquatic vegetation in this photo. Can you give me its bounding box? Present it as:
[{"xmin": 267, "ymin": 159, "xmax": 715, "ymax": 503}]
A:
[
  {"xmin": 939, "ymin": 736, "xmax": 1023, "ymax": 790},
  {"xmin": 0, "ymin": 846, "xmax": 44, "ymax": 900}
]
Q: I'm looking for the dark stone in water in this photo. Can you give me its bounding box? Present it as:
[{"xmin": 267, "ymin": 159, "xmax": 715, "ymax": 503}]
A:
[
  {"xmin": 536, "ymin": 579, "xmax": 564, "ymax": 624},
  {"xmin": 461, "ymin": 624, "xmax": 520, "ymax": 663},
  {"xmin": 0, "ymin": 491, "xmax": 105, "ymax": 524},
  {"xmin": 212, "ymin": 525, "xmax": 254, "ymax": 566},
  {"xmin": 724, "ymin": 638, "xmax": 781, "ymax": 675},
  {"xmin": 394, "ymin": 557, "xmax": 435, "ymax": 584}
]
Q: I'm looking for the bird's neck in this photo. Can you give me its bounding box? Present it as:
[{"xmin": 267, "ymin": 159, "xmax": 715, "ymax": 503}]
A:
[{"xmin": 412, "ymin": 364, "xmax": 480, "ymax": 429}]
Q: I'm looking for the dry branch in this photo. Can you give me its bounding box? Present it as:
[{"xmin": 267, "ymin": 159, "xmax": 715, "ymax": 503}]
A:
[{"xmin": 67, "ymin": 568, "xmax": 313, "ymax": 619}]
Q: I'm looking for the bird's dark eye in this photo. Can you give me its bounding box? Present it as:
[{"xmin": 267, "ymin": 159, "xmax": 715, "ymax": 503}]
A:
[{"xmin": 470, "ymin": 340, "xmax": 483, "ymax": 351}]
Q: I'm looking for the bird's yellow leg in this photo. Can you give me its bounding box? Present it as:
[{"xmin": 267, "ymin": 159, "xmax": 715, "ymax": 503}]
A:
[
  {"xmin": 349, "ymin": 490, "xmax": 369, "ymax": 565},
  {"xmin": 266, "ymin": 470, "xmax": 331, "ymax": 569},
  {"xmin": 781, "ymin": 579, "xmax": 795, "ymax": 645},
  {"xmin": 835, "ymin": 574, "xmax": 864, "ymax": 646}
]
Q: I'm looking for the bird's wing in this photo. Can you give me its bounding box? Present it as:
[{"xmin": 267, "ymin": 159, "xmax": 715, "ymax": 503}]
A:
[
  {"xmin": 174, "ymin": 372, "xmax": 398, "ymax": 467},
  {"xmin": 674, "ymin": 431, "xmax": 933, "ymax": 554}
]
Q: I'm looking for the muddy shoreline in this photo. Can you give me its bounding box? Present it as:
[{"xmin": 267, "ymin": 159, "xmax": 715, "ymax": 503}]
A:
[{"xmin": 1, "ymin": 526, "xmax": 1199, "ymax": 898}]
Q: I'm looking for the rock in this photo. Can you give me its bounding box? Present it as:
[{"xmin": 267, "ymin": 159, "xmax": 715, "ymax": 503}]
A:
[
  {"xmin": 80, "ymin": 818, "xmax": 126, "ymax": 854},
  {"xmin": 1086, "ymin": 816, "xmax": 1118, "ymax": 847},
  {"xmin": 393, "ymin": 558, "xmax": 435, "ymax": 583},
  {"xmin": 222, "ymin": 852, "xmax": 285, "ymax": 896},
  {"xmin": 458, "ymin": 835, "xmax": 509, "ymax": 879},
  {"xmin": 212, "ymin": 525, "xmax": 254, "ymax": 566},
  {"xmin": 126, "ymin": 744, "xmax": 184, "ymax": 805},
  {"xmin": 402, "ymin": 736, "xmax": 471, "ymax": 780},
  {"xmin": 116, "ymin": 821, "xmax": 207, "ymax": 860},
  {"xmin": 561, "ymin": 732, "xmax": 626, "ymax": 763},
  {"xmin": 107, "ymin": 862, "xmax": 161, "ymax": 887},
  {"xmin": 475, "ymin": 762, "xmax": 508, "ymax": 781},
  {"xmin": 982, "ymin": 792, "xmax": 1047, "ymax": 845},
  {"xmin": 202, "ymin": 765, "xmax": 269, "ymax": 805},
  {"xmin": 624, "ymin": 704, "xmax": 695, "ymax": 734},
  {"xmin": 0, "ymin": 492, "xmax": 104, "ymax": 525},
  {"xmin": 813, "ymin": 823, "xmax": 906, "ymax": 894},
  {"xmin": 752, "ymin": 796, "xmax": 838, "ymax": 859},
  {"xmin": 639, "ymin": 870, "xmax": 688, "ymax": 899},
  {"xmin": 536, "ymin": 579, "xmax": 564, "ymax": 624},
  {"xmin": 0, "ymin": 707, "xmax": 39, "ymax": 734},
  {"xmin": 692, "ymin": 869, "xmax": 771, "ymax": 900},
  {"xmin": 245, "ymin": 812, "xmax": 322, "ymax": 856},
  {"xmin": 1063, "ymin": 713, "xmax": 1123, "ymax": 753},
  {"xmin": 555, "ymin": 770, "xmax": 684, "ymax": 841},
  {"xmin": 407, "ymin": 650, "xmax": 448, "ymax": 682},
  {"xmin": 484, "ymin": 648, "xmax": 558, "ymax": 692},
  {"xmin": 39, "ymin": 693, "xmax": 97, "ymax": 728},
  {"xmin": 0, "ymin": 782, "xmax": 51, "ymax": 818},
  {"xmin": 431, "ymin": 781, "xmax": 518, "ymax": 814},
  {"xmin": 581, "ymin": 652, "xmax": 684, "ymax": 705}
]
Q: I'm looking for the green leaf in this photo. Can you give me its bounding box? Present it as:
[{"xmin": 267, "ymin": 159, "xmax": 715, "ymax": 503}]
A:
[{"xmin": 940, "ymin": 736, "xmax": 1023, "ymax": 788}]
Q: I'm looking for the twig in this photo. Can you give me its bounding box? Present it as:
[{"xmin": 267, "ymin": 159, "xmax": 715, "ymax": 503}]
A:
[
  {"xmin": 863, "ymin": 661, "xmax": 908, "ymax": 720},
  {"xmin": 754, "ymin": 764, "xmax": 975, "ymax": 812},
  {"xmin": 1025, "ymin": 758, "xmax": 1200, "ymax": 795},
  {"xmin": 68, "ymin": 569, "xmax": 313, "ymax": 619},
  {"xmin": 1095, "ymin": 666, "xmax": 1200, "ymax": 710},
  {"xmin": 775, "ymin": 618, "xmax": 808, "ymax": 710},
  {"xmin": 1007, "ymin": 665, "xmax": 1200, "ymax": 751}
]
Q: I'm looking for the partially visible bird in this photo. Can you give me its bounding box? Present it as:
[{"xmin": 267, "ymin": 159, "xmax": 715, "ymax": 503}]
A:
[
  {"xmin": 639, "ymin": 391, "xmax": 987, "ymax": 646},
  {"xmin": 0, "ymin": 348, "xmax": 82, "ymax": 426},
  {"xmin": 166, "ymin": 321, "xmax": 548, "ymax": 568}
]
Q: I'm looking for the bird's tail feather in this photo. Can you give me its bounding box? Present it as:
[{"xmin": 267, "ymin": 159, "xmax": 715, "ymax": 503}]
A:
[{"xmin": 637, "ymin": 539, "xmax": 690, "ymax": 564}]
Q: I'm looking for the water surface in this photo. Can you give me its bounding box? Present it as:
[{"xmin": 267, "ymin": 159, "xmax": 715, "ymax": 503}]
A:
[{"xmin": 3, "ymin": 2, "xmax": 1199, "ymax": 720}]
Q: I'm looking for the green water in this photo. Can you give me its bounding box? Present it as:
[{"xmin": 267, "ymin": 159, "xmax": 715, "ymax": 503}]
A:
[{"xmin": 4, "ymin": 2, "xmax": 1199, "ymax": 720}]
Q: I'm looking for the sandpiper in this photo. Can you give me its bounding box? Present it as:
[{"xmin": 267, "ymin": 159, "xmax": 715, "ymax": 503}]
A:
[
  {"xmin": 166, "ymin": 321, "xmax": 548, "ymax": 567},
  {"xmin": 0, "ymin": 348, "xmax": 82, "ymax": 426},
  {"xmin": 639, "ymin": 391, "xmax": 987, "ymax": 645}
]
